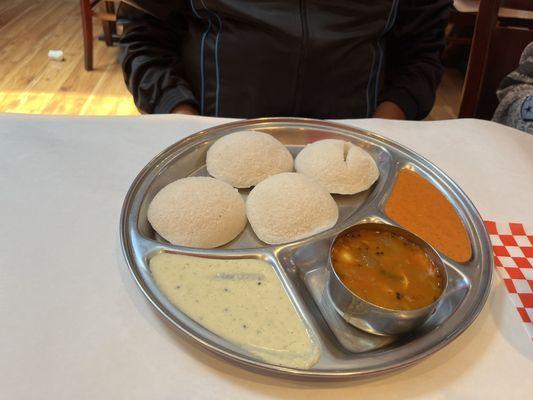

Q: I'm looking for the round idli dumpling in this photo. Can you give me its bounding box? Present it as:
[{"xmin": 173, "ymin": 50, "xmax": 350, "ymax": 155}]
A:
[
  {"xmin": 295, "ymin": 139, "xmax": 379, "ymax": 194},
  {"xmin": 206, "ymin": 130, "xmax": 294, "ymax": 188},
  {"xmin": 246, "ymin": 172, "xmax": 338, "ymax": 244},
  {"xmin": 147, "ymin": 177, "xmax": 247, "ymax": 248}
]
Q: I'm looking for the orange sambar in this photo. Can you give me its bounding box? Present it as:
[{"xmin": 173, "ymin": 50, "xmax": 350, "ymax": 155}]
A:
[
  {"xmin": 384, "ymin": 169, "xmax": 472, "ymax": 263},
  {"xmin": 331, "ymin": 229, "xmax": 443, "ymax": 310}
]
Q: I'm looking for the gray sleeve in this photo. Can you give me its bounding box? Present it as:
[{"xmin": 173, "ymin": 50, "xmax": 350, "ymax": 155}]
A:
[{"xmin": 492, "ymin": 42, "xmax": 533, "ymax": 134}]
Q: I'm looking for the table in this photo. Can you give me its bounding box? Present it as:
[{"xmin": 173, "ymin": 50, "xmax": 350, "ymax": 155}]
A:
[{"xmin": 1, "ymin": 114, "xmax": 532, "ymax": 399}]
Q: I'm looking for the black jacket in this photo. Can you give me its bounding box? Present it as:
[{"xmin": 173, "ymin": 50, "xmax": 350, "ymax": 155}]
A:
[{"xmin": 118, "ymin": 0, "xmax": 452, "ymax": 119}]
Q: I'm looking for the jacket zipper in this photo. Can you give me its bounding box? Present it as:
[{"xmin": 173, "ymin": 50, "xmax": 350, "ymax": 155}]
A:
[
  {"xmin": 370, "ymin": 0, "xmax": 399, "ymax": 115},
  {"xmin": 293, "ymin": 0, "xmax": 308, "ymax": 115}
]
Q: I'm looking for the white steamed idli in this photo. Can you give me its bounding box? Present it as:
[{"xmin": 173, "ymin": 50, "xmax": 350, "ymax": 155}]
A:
[
  {"xmin": 246, "ymin": 172, "xmax": 338, "ymax": 244},
  {"xmin": 206, "ymin": 130, "xmax": 294, "ymax": 188},
  {"xmin": 147, "ymin": 177, "xmax": 247, "ymax": 248},
  {"xmin": 295, "ymin": 139, "xmax": 379, "ymax": 194}
]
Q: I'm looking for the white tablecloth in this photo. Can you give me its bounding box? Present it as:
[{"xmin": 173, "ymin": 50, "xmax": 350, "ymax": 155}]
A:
[{"xmin": 1, "ymin": 114, "xmax": 532, "ymax": 399}]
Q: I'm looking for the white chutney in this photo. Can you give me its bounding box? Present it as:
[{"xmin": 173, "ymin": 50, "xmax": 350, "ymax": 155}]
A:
[{"xmin": 150, "ymin": 253, "xmax": 320, "ymax": 369}]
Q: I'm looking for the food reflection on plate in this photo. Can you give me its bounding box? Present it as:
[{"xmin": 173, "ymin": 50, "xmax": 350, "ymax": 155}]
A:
[{"xmin": 151, "ymin": 253, "xmax": 320, "ymax": 369}]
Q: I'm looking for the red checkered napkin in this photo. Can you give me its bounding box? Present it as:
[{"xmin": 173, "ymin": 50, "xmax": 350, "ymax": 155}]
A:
[{"xmin": 485, "ymin": 221, "xmax": 533, "ymax": 340}]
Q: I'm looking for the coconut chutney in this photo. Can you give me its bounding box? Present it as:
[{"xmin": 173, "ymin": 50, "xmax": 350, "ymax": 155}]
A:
[{"xmin": 150, "ymin": 253, "xmax": 320, "ymax": 369}]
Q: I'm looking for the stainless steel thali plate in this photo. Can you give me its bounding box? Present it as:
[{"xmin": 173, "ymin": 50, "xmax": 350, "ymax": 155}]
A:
[{"xmin": 120, "ymin": 118, "xmax": 492, "ymax": 379}]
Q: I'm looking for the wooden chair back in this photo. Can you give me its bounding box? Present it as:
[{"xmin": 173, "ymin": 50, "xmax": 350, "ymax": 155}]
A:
[
  {"xmin": 459, "ymin": 0, "xmax": 533, "ymax": 119},
  {"xmin": 80, "ymin": 0, "xmax": 118, "ymax": 71}
]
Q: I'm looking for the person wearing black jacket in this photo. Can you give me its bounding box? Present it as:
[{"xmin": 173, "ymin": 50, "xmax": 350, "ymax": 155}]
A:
[{"xmin": 118, "ymin": 0, "xmax": 452, "ymax": 120}]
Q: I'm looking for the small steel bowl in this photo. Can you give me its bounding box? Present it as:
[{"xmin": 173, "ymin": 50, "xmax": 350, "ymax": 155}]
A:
[{"xmin": 327, "ymin": 222, "xmax": 448, "ymax": 336}]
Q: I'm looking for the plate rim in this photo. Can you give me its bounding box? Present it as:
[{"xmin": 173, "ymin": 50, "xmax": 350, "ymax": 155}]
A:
[{"xmin": 119, "ymin": 117, "xmax": 493, "ymax": 379}]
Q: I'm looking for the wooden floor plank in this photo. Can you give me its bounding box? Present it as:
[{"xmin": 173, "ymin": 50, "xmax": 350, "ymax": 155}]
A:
[
  {"xmin": 0, "ymin": 18, "xmax": 80, "ymax": 92},
  {"xmin": 0, "ymin": 0, "xmax": 77, "ymax": 81},
  {"xmin": 0, "ymin": 0, "xmax": 40, "ymax": 33},
  {"xmin": 0, "ymin": 0, "xmax": 28, "ymax": 29},
  {"xmin": 0, "ymin": 0, "xmax": 62, "ymax": 41},
  {"xmin": 8, "ymin": 23, "xmax": 85, "ymax": 113},
  {"xmin": 42, "ymin": 43, "xmax": 123, "ymax": 114},
  {"xmin": 79, "ymin": 60, "xmax": 137, "ymax": 115},
  {"xmin": 42, "ymin": 37, "xmax": 129, "ymax": 113}
]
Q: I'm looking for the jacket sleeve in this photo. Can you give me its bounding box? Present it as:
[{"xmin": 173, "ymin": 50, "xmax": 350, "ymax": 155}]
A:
[
  {"xmin": 492, "ymin": 42, "xmax": 533, "ymax": 132},
  {"xmin": 118, "ymin": 1, "xmax": 198, "ymax": 114},
  {"xmin": 379, "ymin": 0, "xmax": 452, "ymax": 120}
]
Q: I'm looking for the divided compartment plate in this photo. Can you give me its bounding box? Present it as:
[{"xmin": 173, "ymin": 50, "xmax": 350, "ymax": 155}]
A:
[{"xmin": 120, "ymin": 118, "xmax": 492, "ymax": 379}]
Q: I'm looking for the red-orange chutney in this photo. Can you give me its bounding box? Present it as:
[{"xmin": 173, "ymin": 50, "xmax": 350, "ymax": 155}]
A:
[{"xmin": 384, "ymin": 169, "xmax": 472, "ymax": 263}]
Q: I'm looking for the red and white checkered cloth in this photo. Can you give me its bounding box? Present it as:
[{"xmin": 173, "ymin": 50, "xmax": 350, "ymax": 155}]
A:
[{"xmin": 485, "ymin": 221, "xmax": 533, "ymax": 340}]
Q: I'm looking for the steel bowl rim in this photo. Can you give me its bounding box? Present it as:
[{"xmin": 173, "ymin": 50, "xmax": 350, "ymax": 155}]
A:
[{"xmin": 328, "ymin": 221, "xmax": 449, "ymax": 316}]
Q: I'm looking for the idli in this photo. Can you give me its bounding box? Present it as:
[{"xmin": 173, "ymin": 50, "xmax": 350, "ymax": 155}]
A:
[
  {"xmin": 206, "ymin": 130, "xmax": 294, "ymax": 188},
  {"xmin": 295, "ymin": 139, "xmax": 379, "ymax": 194},
  {"xmin": 147, "ymin": 177, "xmax": 247, "ymax": 248},
  {"xmin": 246, "ymin": 172, "xmax": 338, "ymax": 244}
]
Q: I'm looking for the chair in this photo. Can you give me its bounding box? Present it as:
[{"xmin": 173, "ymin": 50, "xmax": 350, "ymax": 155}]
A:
[
  {"xmin": 453, "ymin": 0, "xmax": 533, "ymax": 26},
  {"xmin": 458, "ymin": 0, "xmax": 533, "ymax": 119},
  {"xmin": 80, "ymin": 0, "xmax": 118, "ymax": 71},
  {"xmin": 444, "ymin": 1, "xmax": 533, "ymax": 68}
]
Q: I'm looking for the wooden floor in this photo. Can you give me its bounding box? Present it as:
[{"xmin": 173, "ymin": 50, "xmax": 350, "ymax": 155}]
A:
[
  {"xmin": 0, "ymin": 0, "xmax": 463, "ymax": 119},
  {"xmin": 0, "ymin": 0, "xmax": 138, "ymax": 115}
]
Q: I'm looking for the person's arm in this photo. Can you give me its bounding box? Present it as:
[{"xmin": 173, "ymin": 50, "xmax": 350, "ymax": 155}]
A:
[
  {"xmin": 373, "ymin": 101, "xmax": 406, "ymax": 120},
  {"xmin": 118, "ymin": 1, "xmax": 198, "ymax": 114},
  {"xmin": 375, "ymin": 0, "xmax": 452, "ymax": 120}
]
